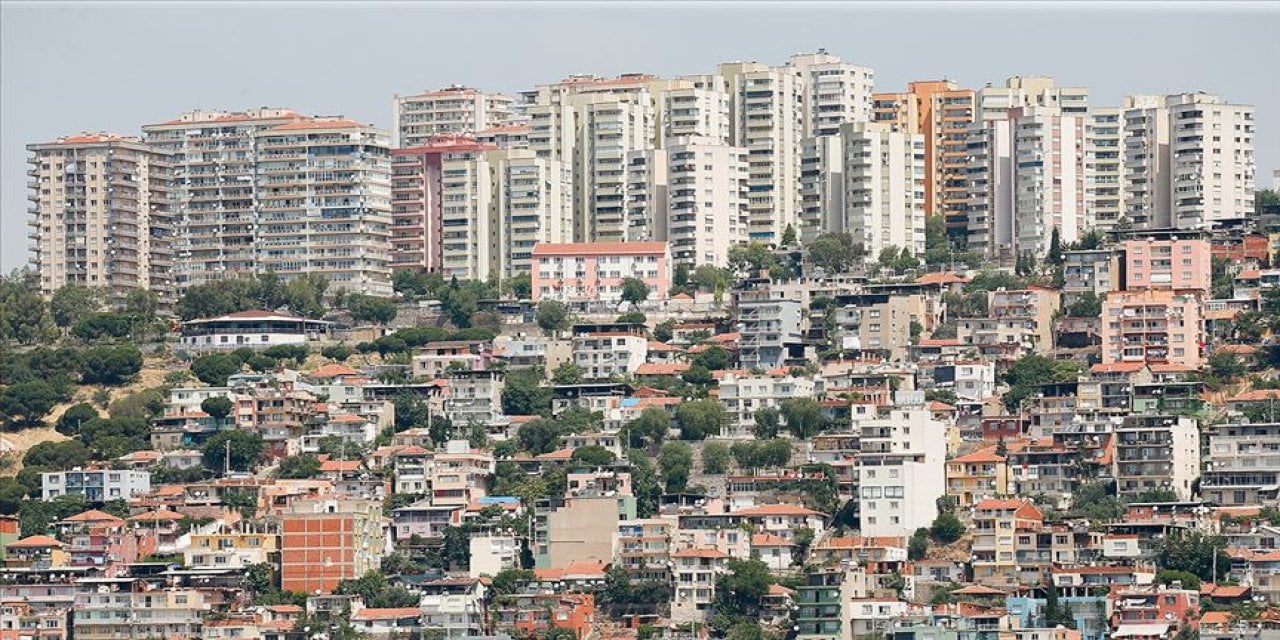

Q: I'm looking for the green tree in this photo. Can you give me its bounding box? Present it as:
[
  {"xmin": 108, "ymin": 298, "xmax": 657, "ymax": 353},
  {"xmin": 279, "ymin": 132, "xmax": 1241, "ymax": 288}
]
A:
[
  {"xmin": 692, "ymin": 346, "xmax": 732, "ymax": 371},
  {"xmin": 807, "ymin": 232, "xmax": 859, "ymax": 275},
  {"xmin": 674, "ymin": 399, "xmax": 726, "ymax": 440},
  {"xmin": 274, "ymin": 454, "xmax": 322, "ymax": 479},
  {"xmin": 1207, "ymin": 350, "xmax": 1247, "ymax": 381},
  {"xmin": 535, "ymin": 301, "xmax": 570, "ymax": 335},
  {"xmin": 191, "ymin": 353, "xmax": 243, "ymax": 386},
  {"xmin": 201, "ymin": 396, "xmax": 235, "ymax": 425},
  {"xmin": 908, "ymin": 528, "xmax": 930, "ymax": 560},
  {"xmin": 321, "ymin": 344, "xmax": 352, "ymax": 362},
  {"xmin": 0, "ymin": 271, "xmax": 56, "ymax": 345},
  {"xmin": 658, "ymin": 441, "xmax": 694, "ymax": 492},
  {"xmin": 1156, "ymin": 531, "xmax": 1229, "ymax": 582},
  {"xmin": 1064, "ymin": 292, "xmax": 1103, "ymax": 318},
  {"xmin": 490, "ymin": 568, "xmax": 536, "ymax": 596},
  {"xmin": 80, "ymin": 344, "xmax": 142, "ymax": 385},
  {"xmin": 728, "ymin": 243, "xmax": 779, "ymax": 275},
  {"xmin": 516, "ymin": 418, "xmax": 563, "ymax": 455},
  {"xmin": 691, "ymin": 265, "xmax": 733, "ymax": 297},
  {"xmin": 780, "ymin": 398, "xmax": 830, "ymax": 439},
  {"xmin": 202, "ymin": 430, "xmax": 265, "ymax": 474},
  {"xmin": 621, "ymin": 277, "xmax": 651, "ymax": 304},
  {"xmin": 712, "ymin": 558, "xmax": 775, "ymax": 627},
  {"xmin": 1070, "ymin": 480, "xmax": 1124, "ymax": 521},
  {"xmin": 1047, "ymin": 227, "xmax": 1064, "ymax": 266},
  {"xmin": 931, "ymin": 511, "xmax": 966, "ymax": 543},
  {"xmin": 1154, "ymin": 569, "xmax": 1202, "ymax": 590},
  {"xmin": 616, "ymin": 311, "xmax": 647, "ymax": 325},
  {"xmin": 550, "ymin": 361, "xmax": 584, "ymax": 385},
  {"xmin": 49, "ymin": 285, "xmax": 103, "ymax": 329},
  {"xmin": 0, "ymin": 380, "xmax": 67, "ymax": 427},
  {"xmin": 627, "ymin": 406, "xmax": 670, "ymax": 449},
  {"xmin": 702, "ymin": 442, "xmax": 731, "ymax": 474},
  {"xmin": 571, "ymin": 445, "xmax": 616, "ymax": 467},
  {"xmin": 23, "ymin": 440, "xmax": 92, "ymax": 469},
  {"xmin": 55, "ymin": 403, "xmax": 99, "ymax": 436},
  {"xmin": 501, "ymin": 368, "xmax": 551, "ymax": 416},
  {"xmin": 753, "ymin": 407, "xmax": 781, "ymax": 439},
  {"xmin": 507, "ymin": 273, "xmax": 532, "ymax": 299},
  {"xmin": 123, "ymin": 288, "xmax": 159, "ymax": 326}
]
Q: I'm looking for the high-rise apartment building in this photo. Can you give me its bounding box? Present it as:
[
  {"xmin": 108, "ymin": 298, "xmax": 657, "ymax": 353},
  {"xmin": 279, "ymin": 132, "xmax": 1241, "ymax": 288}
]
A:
[
  {"xmin": 855, "ymin": 407, "xmax": 947, "ymax": 538},
  {"xmin": 26, "ymin": 133, "xmax": 174, "ymax": 302},
  {"xmin": 799, "ymin": 135, "xmax": 844, "ymax": 241},
  {"xmin": 625, "ymin": 137, "xmax": 749, "ymax": 268},
  {"xmin": 1085, "ymin": 107, "xmax": 1125, "ymax": 231},
  {"xmin": 393, "ymin": 85, "xmax": 515, "ymax": 147},
  {"xmin": 1122, "ymin": 95, "xmax": 1172, "ymax": 228},
  {"xmin": 840, "ymin": 122, "xmax": 927, "ymax": 259},
  {"xmin": 391, "ymin": 137, "xmax": 496, "ymax": 273},
  {"xmin": 1010, "ymin": 107, "xmax": 1085, "ymax": 258},
  {"xmin": 872, "ymin": 81, "xmax": 976, "ymax": 232},
  {"xmin": 719, "ymin": 62, "xmax": 804, "ymax": 244},
  {"xmin": 976, "ymin": 76, "xmax": 1088, "ymax": 121},
  {"xmin": 965, "ymin": 106, "xmax": 1084, "ymax": 260},
  {"xmin": 660, "ymin": 82, "xmax": 732, "ymax": 145},
  {"xmin": 1167, "ymin": 93, "xmax": 1255, "ymax": 228},
  {"xmin": 142, "ymin": 108, "xmax": 304, "ymax": 289},
  {"xmin": 787, "ymin": 50, "xmax": 875, "ymax": 137},
  {"xmin": 253, "ymin": 119, "xmax": 393, "ymax": 295},
  {"xmin": 799, "ymin": 123, "xmax": 926, "ymax": 258},
  {"xmin": 439, "ymin": 149, "xmax": 573, "ymax": 282},
  {"xmin": 142, "ymin": 109, "xmax": 394, "ymax": 295}
]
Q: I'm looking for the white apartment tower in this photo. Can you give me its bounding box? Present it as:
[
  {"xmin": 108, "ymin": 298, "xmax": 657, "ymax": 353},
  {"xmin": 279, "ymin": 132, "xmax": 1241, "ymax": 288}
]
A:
[
  {"xmin": 1167, "ymin": 93, "xmax": 1255, "ymax": 228},
  {"xmin": 841, "ymin": 122, "xmax": 927, "ymax": 259},
  {"xmin": 965, "ymin": 107, "xmax": 1085, "ymax": 261},
  {"xmin": 787, "ymin": 50, "xmax": 875, "ymax": 136},
  {"xmin": 1122, "ymin": 95, "xmax": 1172, "ymax": 228},
  {"xmin": 799, "ymin": 135, "xmax": 845, "ymax": 241},
  {"xmin": 626, "ymin": 137, "xmax": 749, "ymax": 268},
  {"xmin": 719, "ymin": 62, "xmax": 804, "ymax": 244},
  {"xmin": 1011, "ymin": 107, "xmax": 1085, "ymax": 258},
  {"xmin": 1085, "ymin": 107, "xmax": 1125, "ymax": 231},
  {"xmin": 977, "ymin": 76, "xmax": 1089, "ymax": 121},
  {"xmin": 142, "ymin": 108, "xmax": 303, "ymax": 289},
  {"xmin": 251, "ymin": 119, "xmax": 393, "ymax": 295},
  {"xmin": 440, "ymin": 149, "xmax": 573, "ymax": 281},
  {"xmin": 393, "ymin": 86, "xmax": 516, "ymax": 147},
  {"xmin": 660, "ymin": 82, "xmax": 732, "ymax": 145},
  {"xmin": 27, "ymin": 134, "xmax": 174, "ymax": 302}
]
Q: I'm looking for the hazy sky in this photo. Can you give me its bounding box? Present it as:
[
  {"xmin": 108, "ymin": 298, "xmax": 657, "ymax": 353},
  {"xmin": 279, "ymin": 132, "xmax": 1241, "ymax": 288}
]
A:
[{"xmin": 3, "ymin": 1, "xmax": 1278, "ymax": 270}]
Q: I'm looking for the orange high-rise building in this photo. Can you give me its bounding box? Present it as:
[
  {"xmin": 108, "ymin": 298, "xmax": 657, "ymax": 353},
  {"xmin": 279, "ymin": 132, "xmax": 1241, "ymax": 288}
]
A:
[{"xmin": 873, "ymin": 81, "xmax": 976, "ymax": 237}]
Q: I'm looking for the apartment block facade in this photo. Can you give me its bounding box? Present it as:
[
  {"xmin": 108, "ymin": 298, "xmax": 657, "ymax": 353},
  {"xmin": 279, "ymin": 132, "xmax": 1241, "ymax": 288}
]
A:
[
  {"xmin": 1101, "ymin": 290, "xmax": 1203, "ymax": 368},
  {"xmin": 142, "ymin": 109, "xmax": 393, "ymax": 295},
  {"xmin": 27, "ymin": 134, "xmax": 174, "ymax": 302},
  {"xmin": 390, "ymin": 136, "xmax": 495, "ymax": 273},
  {"xmin": 280, "ymin": 498, "xmax": 387, "ymax": 594},
  {"xmin": 392, "ymin": 85, "xmax": 515, "ymax": 147},
  {"xmin": 530, "ymin": 241, "xmax": 671, "ymax": 303}
]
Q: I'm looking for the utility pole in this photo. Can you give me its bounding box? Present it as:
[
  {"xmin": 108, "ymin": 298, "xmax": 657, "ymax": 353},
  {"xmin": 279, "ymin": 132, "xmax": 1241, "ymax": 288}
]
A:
[{"xmin": 225, "ymin": 439, "xmax": 231, "ymax": 476}]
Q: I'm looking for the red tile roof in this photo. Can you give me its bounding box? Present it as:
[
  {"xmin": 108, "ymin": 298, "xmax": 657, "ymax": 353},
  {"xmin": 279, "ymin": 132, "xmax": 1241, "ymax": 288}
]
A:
[
  {"xmin": 62, "ymin": 509, "xmax": 125, "ymax": 524},
  {"xmin": 308, "ymin": 364, "xmax": 359, "ymax": 378},
  {"xmin": 734, "ymin": 504, "xmax": 823, "ymax": 517},
  {"xmin": 951, "ymin": 448, "xmax": 1004, "ymax": 464},
  {"xmin": 350, "ymin": 608, "xmax": 422, "ymax": 621},
  {"xmin": 270, "ymin": 119, "xmax": 363, "ymax": 131},
  {"xmin": 7, "ymin": 535, "xmax": 62, "ymax": 549},
  {"xmin": 916, "ymin": 272, "xmax": 971, "ymax": 285},
  {"xmin": 673, "ymin": 548, "xmax": 730, "ymax": 559},
  {"xmin": 636, "ymin": 362, "xmax": 690, "ymax": 376}
]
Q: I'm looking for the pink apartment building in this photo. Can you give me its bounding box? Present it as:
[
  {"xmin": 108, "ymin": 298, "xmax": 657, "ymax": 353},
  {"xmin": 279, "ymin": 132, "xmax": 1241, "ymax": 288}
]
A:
[
  {"xmin": 1122, "ymin": 237, "xmax": 1211, "ymax": 293},
  {"xmin": 531, "ymin": 242, "xmax": 671, "ymax": 303},
  {"xmin": 1101, "ymin": 290, "xmax": 1203, "ymax": 368},
  {"xmin": 390, "ymin": 136, "xmax": 495, "ymax": 273}
]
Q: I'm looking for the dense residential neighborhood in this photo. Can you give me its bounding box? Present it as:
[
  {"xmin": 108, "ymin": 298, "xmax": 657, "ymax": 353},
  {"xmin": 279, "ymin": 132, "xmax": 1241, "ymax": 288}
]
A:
[{"xmin": 3, "ymin": 43, "xmax": 1280, "ymax": 640}]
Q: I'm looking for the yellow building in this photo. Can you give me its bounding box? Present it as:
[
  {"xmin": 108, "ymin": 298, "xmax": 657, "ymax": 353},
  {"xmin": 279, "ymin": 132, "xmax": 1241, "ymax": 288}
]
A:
[
  {"xmin": 946, "ymin": 447, "xmax": 1010, "ymax": 508},
  {"xmin": 184, "ymin": 522, "xmax": 280, "ymax": 570}
]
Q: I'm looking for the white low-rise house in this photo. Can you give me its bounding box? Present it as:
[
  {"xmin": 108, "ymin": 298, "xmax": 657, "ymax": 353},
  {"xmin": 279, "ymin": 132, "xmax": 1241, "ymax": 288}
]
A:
[
  {"xmin": 670, "ymin": 548, "xmax": 731, "ymax": 623},
  {"xmin": 299, "ymin": 413, "xmax": 377, "ymax": 453},
  {"xmin": 571, "ymin": 324, "xmax": 648, "ymax": 380},
  {"xmin": 42, "ymin": 469, "xmax": 151, "ymax": 501},
  {"xmin": 177, "ymin": 310, "xmax": 331, "ymax": 352},
  {"xmin": 469, "ymin": 533, "xmax": 522, "ymax": 578},
  {"xmin": 419, "ymin": 579, "xmax": 488, "ymax": 637},
  {"xmin": 717, "ymin": 372, "xmax": 821, "ymax": 438},
  {"xmin": 443, "ymin": 370, "xmax": 505, "ymax": 426},
  {"xmin": 930, "ymin": 360, "xmax": 997, "ymax": 403},
  {"xmin": 731, "ymin": 504, "xmax": 826, "ymax": 540}
]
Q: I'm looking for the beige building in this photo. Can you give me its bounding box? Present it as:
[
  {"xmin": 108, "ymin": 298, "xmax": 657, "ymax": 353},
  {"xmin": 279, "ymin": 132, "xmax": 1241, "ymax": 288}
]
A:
[
  {"xmin": 831, "ymin": 292, "xmax": 936, "ymax": 361},
  {"xmin": 27, "ymin": 133, "xmax": 174, "ymax": 302},
  {"xmin": 976, "ymin": 76, "xmax": 1088, "ymax": 121},
  {"xmin": 142, "ymin": 108, "xmax": 302, "ymax": 289},
  {"xmin": 1085, "ymin": 107, "xmax": 1126, "ymax": 232},
  {"xmin": 142, "ymin": 109, "xmax": 393, "ymax": 295},
  {"xmin": 73, "ymin": 588, "xmax": 210, "ymax": 640},
  {"xmin": 393, "ymin": 85, "xmax": 516, "ymax": 147},
  {"xmin": 719, "ymin": 61, "xmax": 804, "ymax": 244},
  {"xmin": 1121, "ymin": 94, "xmax": 1172, "ymax": 228},
  {"xmin": 625, "ymin": 137, "xmax": 749, "ymax": 267},
  {"xmin": 957, "ymin": 288, "xmax": 1061, "ymax": 358},
  {"xmin": 787, "ymin": 50, "xmax": 875, "ymax": 137},
  {"xmin": 439, "ymin": 148, "xmax": 573, "ymax": 281},
  {"xmin": 534, "ymin": 495, "xmax": 622, "ymax": 569}
]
